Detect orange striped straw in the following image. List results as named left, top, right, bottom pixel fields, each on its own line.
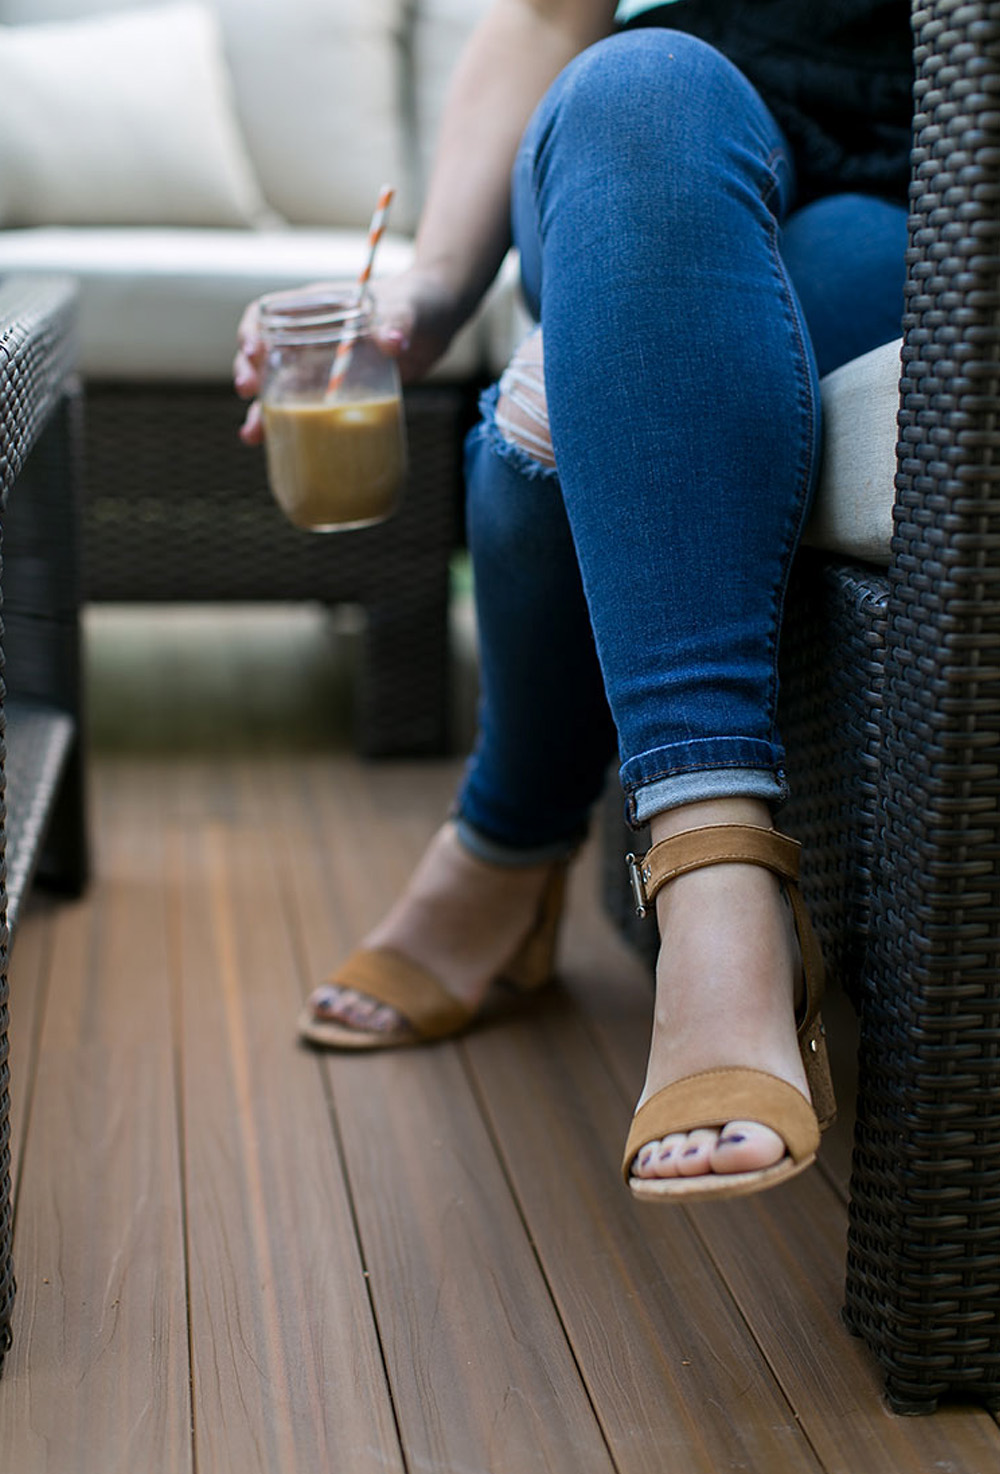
left=326, top=183, right=395, bottom=396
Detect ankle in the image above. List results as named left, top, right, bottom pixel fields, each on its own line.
left=364, top=822, right=558, bottom=1002
left=647, top=796, right=774, bottom=847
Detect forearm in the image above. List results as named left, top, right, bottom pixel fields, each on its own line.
left=414, top=0, right=615, bottom=320
left=235, top=0, right=617, bottom=428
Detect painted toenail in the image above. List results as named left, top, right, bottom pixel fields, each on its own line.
left=683, top=1146, right=700, bottom=1158
left=722, top=1133, right=746, bottom=1145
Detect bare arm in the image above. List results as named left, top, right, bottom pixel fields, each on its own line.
left=236, top=0, right=616, bottom=437
left=411, top=0, right=618, bottom=323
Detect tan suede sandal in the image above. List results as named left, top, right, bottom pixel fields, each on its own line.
left=621, top=823, right=837, bottom=1202
left=297, top=862, right=568, bottom=1050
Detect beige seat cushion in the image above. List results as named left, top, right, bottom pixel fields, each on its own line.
left=0, top=227, right=525, bottom=382
left=805, top=337, right=901, bottom=566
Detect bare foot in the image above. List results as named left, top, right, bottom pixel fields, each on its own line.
left=305, top=822, right=555, bottom=1040
left=629, top=799, right=810, bottom=1184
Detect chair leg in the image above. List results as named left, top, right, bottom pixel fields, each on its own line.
left=37, top=735, right=89, bottom=896
left=357, top=592, right=451, bottom=758
left=0, top=949, right=13, bottom=1375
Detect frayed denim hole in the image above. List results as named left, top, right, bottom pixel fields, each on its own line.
left=477, top=382, right=561, bottom=485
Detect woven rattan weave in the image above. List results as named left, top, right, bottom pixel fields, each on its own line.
left=601, top=0, right=1000, bottom=1415
left=838, top=0, right=1000, bottom=1414
left=80, top=380, right=469, bottom=757
left=0, top=275, right=89, bottom=1376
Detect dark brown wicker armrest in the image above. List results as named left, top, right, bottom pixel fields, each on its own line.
left=0, top=276, right=78, bottom=496
left=0, top=274, right=88, bottom=1376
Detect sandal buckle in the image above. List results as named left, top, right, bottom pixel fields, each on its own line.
left=625, top=852, right=650, bottom=919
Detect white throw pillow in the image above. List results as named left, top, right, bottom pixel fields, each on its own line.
left=0, top=0, right=416, bottom=232
left=208, top=0, right=415, bottom=232
left=0, top=3, right=272, bottom=227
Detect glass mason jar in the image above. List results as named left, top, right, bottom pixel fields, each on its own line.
left=257, top=283, right=407, bottom=532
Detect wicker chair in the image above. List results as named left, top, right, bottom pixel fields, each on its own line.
left=602, top=0, right=1000, bottom=1414
left=0, top=274, right=89, bottom=1374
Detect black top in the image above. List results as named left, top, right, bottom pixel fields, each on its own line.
left=621, top=0, right=913, bottom=205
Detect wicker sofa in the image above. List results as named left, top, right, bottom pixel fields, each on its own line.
left=603, top=0, right=1000, bottom=1415
left=0, top=0, right=520, bottom=756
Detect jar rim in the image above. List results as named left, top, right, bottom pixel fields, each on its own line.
left=258, top=284, right=371, bottom=343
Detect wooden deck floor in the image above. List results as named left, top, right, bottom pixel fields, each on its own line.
left=1, top=603, right=999, bottom=1474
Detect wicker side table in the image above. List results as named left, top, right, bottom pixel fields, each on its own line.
left=0, top=274, right=89, bottom=1374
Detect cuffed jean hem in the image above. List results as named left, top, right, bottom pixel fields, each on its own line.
left=621, top=737, right=787, bottom=827
left=453, top=814, right=581, bottom=868
left=631, top=766, right=788, bottom=826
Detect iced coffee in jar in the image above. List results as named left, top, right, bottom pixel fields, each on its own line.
left=258, top=284, right=407, bottom=531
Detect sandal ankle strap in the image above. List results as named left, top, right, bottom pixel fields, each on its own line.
left=625, top=823, right=801, bottom=919
left=624, top=820, right=826, bottom=1036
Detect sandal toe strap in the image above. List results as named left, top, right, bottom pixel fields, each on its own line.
left=323, top=947, right=473, bottom=1040
left=622, top=1067, right=820, bottom=1183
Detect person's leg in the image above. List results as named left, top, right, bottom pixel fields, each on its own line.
left=510, top=28, right=905, bottom=1185
left=633, top=192, right=905, bottom=1183
left=305, top=27, right=907, bottom=1080
left=455, top=372, right=617, bottom=858
left=629, top=191, right=905, bottom=1180
left=304, top=352, right=616, bottom=1042
left=474, top=187, right=905, bottom=1174
left=524, top=29, right=805, bottom=815
left=780, top=192, right=907, bottom=378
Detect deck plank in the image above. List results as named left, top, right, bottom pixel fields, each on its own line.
left=165, top=757, right=405, bottom=1474
left=691, top=1183, right=1000, bottom=1472
left=6, top=895, right=56, bottom=1195
left=560, top=846, right=1000, bottom=1474
left=267, top=756, right=619, bottom=1474
left=465, top=995, right=825, bottom=1474
left=1, top=606, right=997, bottom=1473
left=0, top=765, right=192, bottom=1474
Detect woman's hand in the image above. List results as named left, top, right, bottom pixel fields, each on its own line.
left=233, top=295, right=268, bottom=444
left=233, top=267, right=467, bottom=446
left=369, top=267, right=470, bottom=384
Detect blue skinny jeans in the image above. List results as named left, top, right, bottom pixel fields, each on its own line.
left=454, top=28, right=907, bottom=865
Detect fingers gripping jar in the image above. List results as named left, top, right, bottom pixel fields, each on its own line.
left=258, top=284, right=407, bottom=531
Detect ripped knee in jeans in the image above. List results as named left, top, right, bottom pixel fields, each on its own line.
left=494, top=327, right=555, bottom=469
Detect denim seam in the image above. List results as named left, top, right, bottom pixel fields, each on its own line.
left=760, top=194, right=819, bottom=755
left=626, top=751, right=781, bottom=783
left=623, top=754, right=787, bottom=826
left=632, top=767, right=788, bottom=825
left=621, top=744, right=783, bottom=803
